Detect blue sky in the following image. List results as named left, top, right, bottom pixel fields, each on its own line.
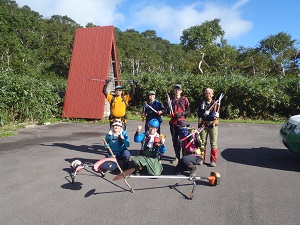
left=15, top=0, right=299, bottom=48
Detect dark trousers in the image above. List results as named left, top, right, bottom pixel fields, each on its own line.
left=175, top=155, right=201, bottom=173
left=108, top=149, right=130, bottom=170
left=169, top=123, right=181, bottom=159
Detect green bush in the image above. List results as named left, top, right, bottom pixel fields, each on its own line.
left=1, top=70, right=298, bottom=127
left=121, top=72, right=299, bottom=121
left=0, top=71, right=66, bottom=126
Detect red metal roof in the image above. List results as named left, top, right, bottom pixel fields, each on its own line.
left=62, top=26, right=120, bottom=119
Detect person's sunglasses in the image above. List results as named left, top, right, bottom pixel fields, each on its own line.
left=116, top=89, right=122, bottom=91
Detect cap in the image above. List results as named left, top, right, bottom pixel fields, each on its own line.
left=177, top=120, right=187, bottom=128
left=174, top=84, right=182, bottom=90
left=148, top=91, right=156, bottom=95
left=112, top=119, right=122, bottom=127
left=115, top=85, right=122, bottom=90
left=205, top=88, right=214, bottom=94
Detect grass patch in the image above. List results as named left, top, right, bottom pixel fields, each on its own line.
left=0, top=114, right=285, bottom=138
left=127, top=114, right=285, bottom=124
left=0, top=131, right=18, bottom=137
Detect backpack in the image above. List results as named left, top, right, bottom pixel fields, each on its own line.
left=111, top=95, right=127, bottom=107
left=172, top=96, right=187, bottom=111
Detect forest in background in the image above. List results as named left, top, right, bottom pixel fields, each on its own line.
left=0, top=0, right=299, bottom=126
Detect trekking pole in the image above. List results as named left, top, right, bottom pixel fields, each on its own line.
left=103, top=138, right=134, bottom=193
left=165, top=89, right=174, bottom=115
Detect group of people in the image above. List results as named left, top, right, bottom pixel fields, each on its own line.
left=102, top=79, right=220, bottom=177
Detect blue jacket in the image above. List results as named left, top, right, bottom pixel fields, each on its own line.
left=144, top=100, right=166, bottom=123
left=134, top=132, right=166, bottom=156
left=198, top=100, right=218, bottom=122
left=105, top=130, right=130, bottom=155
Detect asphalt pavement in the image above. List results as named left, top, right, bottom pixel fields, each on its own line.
left=0, top=120, right=299, bottom=225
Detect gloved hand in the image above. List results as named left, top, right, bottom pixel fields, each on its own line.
left=105, top=79, right=111, bottom=85
left=204, top=110, right=210, bottom=116
left=122, top=130, right=128, bottom=139
left=128, top=80, right=134, bottom=85
left=118, top=135, right=125, bottom=145
left=198, top=123, right=202, bottom=129
left=215, top=112, right=220, bottom=118
left=176, top=112, right=182, bottom=118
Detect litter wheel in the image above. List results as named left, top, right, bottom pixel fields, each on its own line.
left=100, top=161, right=118, bottom=171
left=99, top=170, right=105, bottom=178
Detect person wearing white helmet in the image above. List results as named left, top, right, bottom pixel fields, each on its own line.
left=104, top=119, right=131, bottom=170
left=132, top=118, right=166, bottom=176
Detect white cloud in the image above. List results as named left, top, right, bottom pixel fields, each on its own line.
left=15, top=0, right=125, bottom=26
left=15, top=0, right=252, bottom=43
left=52, top=0, right=125, bottom=26
left=130, top=0, right=252, bottom=43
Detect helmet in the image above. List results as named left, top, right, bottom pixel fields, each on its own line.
left=112, top=119, right=122, bottom=127
left=148, top=118, right=159, bottom=128
left=177, top=120, right=187, bottom=128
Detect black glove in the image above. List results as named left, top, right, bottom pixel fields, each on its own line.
left=176, top=112, right=182, bottom=118
left=118, top=135, right=124, bottom=146
left=198, top=123, right=202, bottom=129
left=128, top=80, right=134, bottom=86
left=105, top=79, right=111, bottom=85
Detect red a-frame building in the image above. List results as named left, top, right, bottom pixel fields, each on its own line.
left=62, top=26, right=120, bottom=119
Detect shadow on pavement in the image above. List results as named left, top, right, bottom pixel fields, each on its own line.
left=83, top=183, right=196, bottom=200
left=41, top=143, right=107, bottom=155
left=221, top=147, right=300, bottom=172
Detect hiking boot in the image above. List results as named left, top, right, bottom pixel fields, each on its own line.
left=123, top=161, right=129, bottom=170
left=190, top=166, right=197, bottom=177
left=134, top=171, right=140, bottom=176
left=210, top=162, right=216, bottom=167
left=134, top=166, right=142, bottom=175
left=171, top=158, right=179, bottom=165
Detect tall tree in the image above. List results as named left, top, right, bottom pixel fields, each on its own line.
left=41, top=15, right=80, bottom=77
left=236, top=47, right=272, bottom=77
left=180, top=19, right=225, bottom=74
left=259, top=32, right=298, bottom=76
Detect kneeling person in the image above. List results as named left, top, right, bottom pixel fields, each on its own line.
left=132, top=119, right=166, bottom=176
left=175, top=124, right=204, bottom=177
left=104, top=119, right=131, bottom=170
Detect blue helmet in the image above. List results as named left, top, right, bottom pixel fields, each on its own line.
left=148, top=118, right=159, bottom=128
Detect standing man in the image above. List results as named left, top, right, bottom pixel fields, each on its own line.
left=197, top=88, right=220, bottom=167
left=103, top=79, right=135, bottom=130
left=168, top=84, right=190, bottom=165
left=141, top=90, right=166, bottom=134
